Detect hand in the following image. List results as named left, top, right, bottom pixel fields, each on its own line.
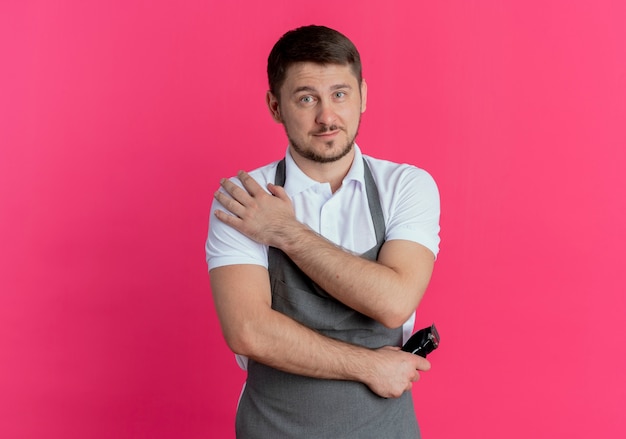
left=214, top=170, right=300, bottom=247
left=364, top=346, right=431, bottom=399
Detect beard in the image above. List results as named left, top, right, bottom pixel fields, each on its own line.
left=287, top=123, right=360, bottom=164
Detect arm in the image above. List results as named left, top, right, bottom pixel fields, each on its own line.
left=276, top=228, right=434, bottom=329
left=213, top=171, right=435, bottom=328
left=210, top=262, right=430, bottom=398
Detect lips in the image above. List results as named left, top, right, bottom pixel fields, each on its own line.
left=314, top=131, right=339, bottom=137
left=313, top=127, right=343, bottom=137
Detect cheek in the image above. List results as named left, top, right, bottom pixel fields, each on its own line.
left=340, top=108, right=361, bottom=126
left=283, top=113, right=309, bottom=132
left=280, top=118, right=304, bottom=140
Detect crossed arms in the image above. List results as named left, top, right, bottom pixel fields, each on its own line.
left=209, top=171, right=435, bottom=398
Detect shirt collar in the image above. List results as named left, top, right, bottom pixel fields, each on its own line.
left=282, top=144, right=365, bottom=196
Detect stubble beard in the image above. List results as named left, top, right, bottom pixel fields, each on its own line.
left=287, top=123, right=360, bottom=164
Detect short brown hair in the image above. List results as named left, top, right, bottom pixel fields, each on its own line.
left=267, top=25, right=362, bottom=98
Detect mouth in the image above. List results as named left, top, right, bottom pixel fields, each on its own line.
left=314, top=131, right=339, bottom=138
left=312, top=127, right=342, bottom=138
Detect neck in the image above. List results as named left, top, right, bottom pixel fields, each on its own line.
left=288, top=148, right=355, bottom=193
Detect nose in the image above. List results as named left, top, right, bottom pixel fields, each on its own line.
left=315, top=100, right=337, bottom=126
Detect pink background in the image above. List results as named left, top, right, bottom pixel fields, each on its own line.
left=1, top=1, right=625, bottom=438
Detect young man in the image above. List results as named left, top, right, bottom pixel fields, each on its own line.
left=206, top=25, right=440, bottom=438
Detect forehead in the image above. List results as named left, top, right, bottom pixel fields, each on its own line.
left=281, top=62, right=359, bottom=93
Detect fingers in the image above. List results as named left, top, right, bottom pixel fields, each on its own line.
left=267, top=182, right=289, bottom=200
left=403, top=367, right=423, bottom=392
left=367, top=347, right=432, bottom=398
left=415, top=356, right=431, bottom=372
left=215, top=171, right=294, bottom=219
left=214, top=172, right=262, bottom=217
left=236, top=170, right=265, bottom=196
left=214, top=187, right=245, bottom=219
left=218, top=171, right=262, bottom=196
left=402, top=355, right=428, bottom=392
left=218, top=176, right=251, bottom=202
left=401, top=347, right=430, bottom=371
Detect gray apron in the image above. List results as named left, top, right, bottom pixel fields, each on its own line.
left=235, top=158, right=420, bottom=438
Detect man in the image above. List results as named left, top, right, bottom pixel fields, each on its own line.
left=206, top=25, right=440, bottom=438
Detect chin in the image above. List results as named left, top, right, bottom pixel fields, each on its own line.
left=289, top=132, right=356, bottom=164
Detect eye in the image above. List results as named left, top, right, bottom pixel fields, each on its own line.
left=300, top=95, right=314, bottom=104
left=334, top=91, right=346, bottom=99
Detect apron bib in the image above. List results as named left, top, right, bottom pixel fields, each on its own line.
left=236, top=159, right=420, bottom=438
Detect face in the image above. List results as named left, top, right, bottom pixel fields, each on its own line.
left=267, top=62, right=367, bottom=165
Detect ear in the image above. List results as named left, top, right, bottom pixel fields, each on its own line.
left=266, top=91, right=282, bottom=123
left=360, top=79, right=368, bottom=113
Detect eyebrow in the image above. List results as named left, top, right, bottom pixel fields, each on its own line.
left=292, top=84, right=353, bottom=94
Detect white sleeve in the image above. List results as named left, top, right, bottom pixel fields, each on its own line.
left=205, top=192, right=269, bottom=271
left=385, top=166, right=441, bottom=258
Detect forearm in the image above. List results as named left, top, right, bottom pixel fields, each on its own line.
left=277, top=221, right=433, bottom=328
left=236, top=304, right=376, bottom=382
left=230, top=304, right=427, bottom=399
left=210, top=265, right=411, bottom=394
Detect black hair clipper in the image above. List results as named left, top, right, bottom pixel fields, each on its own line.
left=401, top=324, right=440, bottom=358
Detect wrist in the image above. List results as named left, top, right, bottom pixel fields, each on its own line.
left=275, top=220, right=314, bottom=253
left=342, top=346, right=378, bottom=385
